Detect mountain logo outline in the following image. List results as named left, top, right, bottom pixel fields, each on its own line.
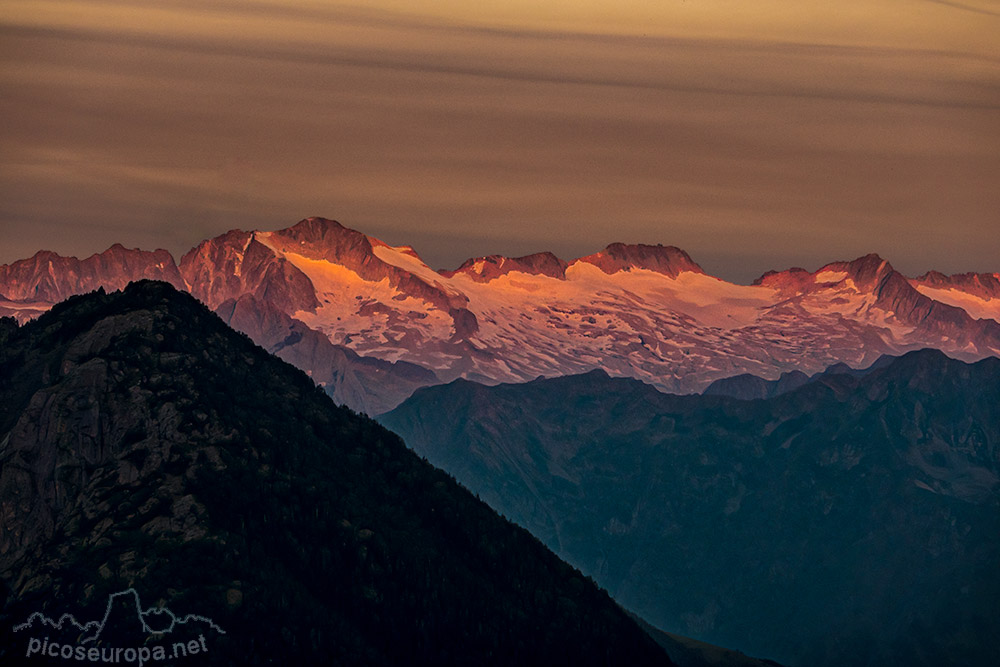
left=12, top=588, right=226, bottom=643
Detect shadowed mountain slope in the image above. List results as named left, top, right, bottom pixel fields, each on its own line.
left=0, top=281, right=670, bottom=666
left=382, top=354, right=1000, bottom=666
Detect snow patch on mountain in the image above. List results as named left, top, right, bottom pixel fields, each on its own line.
left=815, top=270, right=848, bottom=283
left=3, top=217, right=1000, bottom=403
left=912, top=285, right=1000, bottom=323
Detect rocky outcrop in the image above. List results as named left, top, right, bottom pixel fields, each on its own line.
left=444, top=252, right=569, bottom=282
left=0, top=245, right=184, bottom=303
left=573, top=243, right=704, bottom=277
left=752, top=267, right=814, bottom=293
left=179, top=230, right=320, bottom=313
left=913, top=270, right=1000, bottom=300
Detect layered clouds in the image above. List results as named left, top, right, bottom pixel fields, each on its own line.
left=1, top=0, right=997, bottom=282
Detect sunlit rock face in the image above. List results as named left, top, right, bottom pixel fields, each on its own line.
left=0, top=245, right=185, bottom=322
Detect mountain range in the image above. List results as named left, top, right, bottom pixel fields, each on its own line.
left=381, top=351, right=1000, bottom=666
left=2, top=217, right=998, bottom=413
left=4, top=215, right=997, bottom=664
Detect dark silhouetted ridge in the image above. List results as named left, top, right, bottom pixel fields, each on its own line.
left=0, top=281, right=670, bottom=666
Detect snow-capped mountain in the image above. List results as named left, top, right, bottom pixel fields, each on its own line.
left=2, top=217, right=998, bottom=412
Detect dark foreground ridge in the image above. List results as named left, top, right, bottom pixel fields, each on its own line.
left=0, top=281, right=670, bottom=665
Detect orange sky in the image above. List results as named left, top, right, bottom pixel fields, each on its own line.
left=1, top=0, right=998, bottom=282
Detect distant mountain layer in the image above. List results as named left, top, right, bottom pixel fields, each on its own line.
left=702, top=355, right=898, bottom=400
left=381, top=352, right=1000, bottom=667
left=0, top=282, right=670, bottom=666
left=2, top=217, right=999, bottom=413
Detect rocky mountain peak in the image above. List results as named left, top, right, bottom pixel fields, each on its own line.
left=573, top=243, right=704, bottom=278
left=839, top=253, right=893, bottom=289
left=0, top=245, right=184, bottom=303
left=752, top=267, right=812, bottom=289
left=444, top=252, right=569, bottom=282
left=269, top=217, right=378, bottom=261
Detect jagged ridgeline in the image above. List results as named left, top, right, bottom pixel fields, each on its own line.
left=0, top=281, right=670, bottom=665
